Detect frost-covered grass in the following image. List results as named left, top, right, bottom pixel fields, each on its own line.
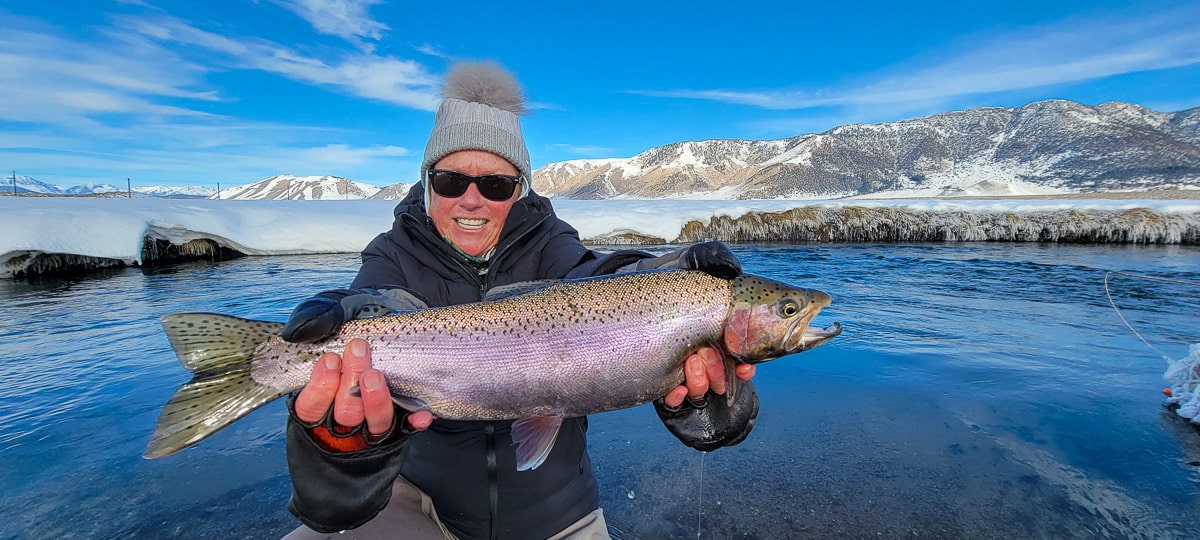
left=674, top=205, right=1200, bottom=244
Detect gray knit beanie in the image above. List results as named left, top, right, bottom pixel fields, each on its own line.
left=422, top=61, right=531, bottom=208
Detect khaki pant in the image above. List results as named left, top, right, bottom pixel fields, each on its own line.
left=282, top=476, right=610, bottom=540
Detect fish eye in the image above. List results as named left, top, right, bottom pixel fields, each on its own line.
left=779, top=300, right=800, bottom=318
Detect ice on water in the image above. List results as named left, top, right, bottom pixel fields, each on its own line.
left=1165, top=344, right=1200, bottom=422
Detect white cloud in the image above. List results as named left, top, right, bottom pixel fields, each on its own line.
left=415, top=43, right=450, bottom=59
left=112, top=13, right=249, bottom=57
left=1, top=136, right=419, bottom=187
left=298, top=143, right=411, bottom=164
left=633, top=4, right=1200, bottom=111
left=272, top=0, right=388, bottom=49
left=0, top=107, right=415, bottom=186
left=115, top=14, right=441, bottom=111
left=0, top=22, right=218, bottom=126
left=0, top=6, right=440, bottom=137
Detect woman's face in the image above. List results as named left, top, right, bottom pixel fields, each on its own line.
left=428, top=150, right=521, bottom=257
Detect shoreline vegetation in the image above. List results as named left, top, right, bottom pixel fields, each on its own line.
left=3, top=190, right=1199, bottom=278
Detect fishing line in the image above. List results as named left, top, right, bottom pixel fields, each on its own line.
left=1103, top=270, right=1200, bottom=362
left=696, top=450, right=706, bottom=540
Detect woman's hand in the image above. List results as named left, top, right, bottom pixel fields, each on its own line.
left=294, top=338, right=432, bottom=437
left=661, top=346, right=756, bottom=409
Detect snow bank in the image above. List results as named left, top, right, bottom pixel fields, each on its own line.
left=3, top=196, right=1200, bottom=277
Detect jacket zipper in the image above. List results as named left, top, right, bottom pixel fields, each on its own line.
left=485, top=423, right=499, bottom=540
left=402, top=207, right=552, bottom=539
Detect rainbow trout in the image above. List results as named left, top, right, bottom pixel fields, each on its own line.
left=145, top=270, right=841, bottom=469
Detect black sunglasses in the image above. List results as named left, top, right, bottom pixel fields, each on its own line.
left=427, top=169, right=523, bottom=202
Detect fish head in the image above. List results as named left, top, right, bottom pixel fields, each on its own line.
left=723, top=274, right=842, bottom=363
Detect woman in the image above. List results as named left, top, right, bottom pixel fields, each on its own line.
left=281, top=62, right=758, bottom=540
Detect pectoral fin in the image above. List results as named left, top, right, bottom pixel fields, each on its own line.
left=511, top=416, right=563, bottom=471
left=723, top=349, right=738, bottom=406
left=391, top=395, right=430, bottom=413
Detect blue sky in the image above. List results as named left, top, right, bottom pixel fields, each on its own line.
left=2, top=0, right=1199, bottom=189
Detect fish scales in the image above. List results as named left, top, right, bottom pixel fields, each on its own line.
left=146, top=269, right=842, bottom=464
left=251, top=271, right=733, bottom=420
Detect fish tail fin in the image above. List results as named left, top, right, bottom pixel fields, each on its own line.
left=144, top=313, right=287, bottom=459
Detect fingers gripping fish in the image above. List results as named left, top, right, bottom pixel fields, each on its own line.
left=145, top=270, right=842, bottom=470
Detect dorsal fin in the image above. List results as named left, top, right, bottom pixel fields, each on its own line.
left=483, top=279, right=563, bottom=301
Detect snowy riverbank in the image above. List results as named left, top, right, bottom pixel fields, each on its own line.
left=3, top=195, right=1200, bottom=277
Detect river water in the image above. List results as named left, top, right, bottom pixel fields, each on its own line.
left=0, top=243, right=1197, bottom=539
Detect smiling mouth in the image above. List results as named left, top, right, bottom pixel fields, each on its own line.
left=455, top=218, right=487, bottom=230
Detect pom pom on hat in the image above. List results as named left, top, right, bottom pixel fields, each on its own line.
left=443, top=62, right=528, bottom=116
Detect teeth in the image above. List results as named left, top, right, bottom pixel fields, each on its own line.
left=456, top=218, right=486, bottom=229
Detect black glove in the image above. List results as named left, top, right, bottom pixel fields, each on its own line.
left=285, top=393, right=411, bottom=532
left=633, top=241, right=742, bottom=280
left=654, top=377, right=759, bottom=452
left=681, top=241, right=741, bottom=279
left=281, top=287, right=429, bottom=343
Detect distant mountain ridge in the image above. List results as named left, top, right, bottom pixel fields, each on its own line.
left=212, top=175, right=379, bottom=200
left=5, top=175, right=76, bottom=195
left=8, top=99, right=1199, bottom=202
left=531, top=99, right=1200, bottom=199
left=3, top=175, right=216, bottom=198
left=2, top=173, right=391, bottom=200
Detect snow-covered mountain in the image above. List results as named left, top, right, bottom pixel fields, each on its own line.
left=3, top=173, right=384, bottom=200
left=213, top=175, right=380, bottom=200
left=133, top=184, right=214, bottom=198
left=532, top=100, right=1200, bottom=199
left=64, top=183, right=122, bottom=195
left=5, top=175, right=64, bottom=194
left=1, top=175, right=215, bottom=198
left=370, top=182, right=416, bottom=200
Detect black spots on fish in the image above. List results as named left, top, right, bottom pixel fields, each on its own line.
left=733, top=275, right=794, bottom=305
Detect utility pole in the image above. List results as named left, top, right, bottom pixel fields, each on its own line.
left=216, top=181, right=221, bottom=200
left=127, top=178, right=132, bottom=198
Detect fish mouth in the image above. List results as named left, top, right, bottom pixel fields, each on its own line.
left=799, top=322, right=842, bottom=350
left=781, top=289, right=837, bottom=352
left=784, top=316, right=843, bottom=353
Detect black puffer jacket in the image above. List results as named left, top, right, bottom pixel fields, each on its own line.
left=287, top=184, right=755, bottom=539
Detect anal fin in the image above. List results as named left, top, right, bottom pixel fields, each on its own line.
left=511, top=416, right=563, bottom=471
